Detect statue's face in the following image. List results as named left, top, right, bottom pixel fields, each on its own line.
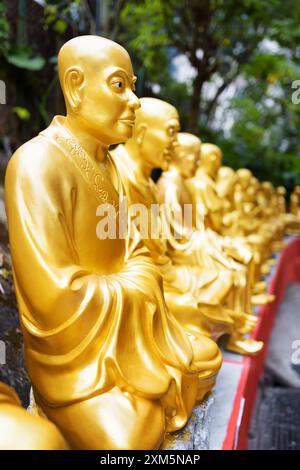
left=175, top=142, right=200, bottom=178
left=237, top=171, right=252, bottom=189
left=142, top=114, right=180, bottom=170
left=203, top=152, right=221, bottom=179
left=249, top=180, right=259, bottom=198
left=217, top=169, right=236, bottom=197
left=262, top=183, right=272, bottom=197
left=277, top=187, right=286, bottom=196
left=77, top=46, right=140, bottom=145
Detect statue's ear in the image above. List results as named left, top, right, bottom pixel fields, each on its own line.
left=64, top=66, right=85, bottom=112
left=136, top=124, right=147, bottom=146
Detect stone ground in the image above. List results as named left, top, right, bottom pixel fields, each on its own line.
left=249, top=282, right=300, bottom=449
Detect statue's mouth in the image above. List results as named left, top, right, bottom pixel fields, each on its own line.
left=119, top=117, right=135, bottom=126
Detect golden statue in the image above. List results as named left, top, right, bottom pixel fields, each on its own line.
left=259, top=181, right=285, bottom=249
left=269, top=186, right=286, bottom=248
left=184, top=141, right=250, bottom=314
left=156, top=132, right=262, bottom=355
left=5, top=36, right=218, bottom=450
left=290, top=186, right=300, bottom=216
left=111, top=97, right=233, bottom=348
left=179, top=136, right=270, bottom=316
left=189, top=143, right=222, bottom=233
left=276, top=186, right=287, bottom=215
left=192, top=145, right=275, bottom=304
left=189, top=142, right=255, bottom=273
left=216, top=165, right=239, bottom=235
left=0, top=382, right=67, bottom=449
left=215, top=167, right=264, bottom=294
left=286, top=186, right=300, bottom=234
left=229, top=170, right=276, bottom=280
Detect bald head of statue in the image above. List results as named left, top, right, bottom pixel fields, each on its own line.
left=261, top=181, right=274, bottom=198
left=58, top=35, right=140, bottom=145
left=276, top=186, right=286, bottom=196
left=130, top=97, right=180, bottom=170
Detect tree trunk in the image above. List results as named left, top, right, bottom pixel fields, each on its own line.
left=188, top=70, right=203, bottom=134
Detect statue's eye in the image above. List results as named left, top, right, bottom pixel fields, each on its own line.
left=111, top=79, right=124, bottom=91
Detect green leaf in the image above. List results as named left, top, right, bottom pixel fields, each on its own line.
left=13, top=107, right=31, bottom=121
left=7, top=50, right=45, bottom=71
left=54, top=19, right=68, bottom=34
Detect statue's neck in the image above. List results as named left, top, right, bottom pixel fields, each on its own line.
left=62, top=115, right=108, bottom=162
left=124, top=140, right=153, bottom=181
left=198, top=165, right=212, bottom=179
left=168, top=163, right=184, bottom=180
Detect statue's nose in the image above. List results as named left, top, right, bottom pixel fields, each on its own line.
left=128, top=92, right=140, bottom=110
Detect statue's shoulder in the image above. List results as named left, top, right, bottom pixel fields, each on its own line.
left=195, top=170, right=211, bottom=187
left=6, top=131, right=66, bottom=187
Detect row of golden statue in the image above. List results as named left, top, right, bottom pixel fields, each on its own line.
left=1, top=36, right=300, bottom=449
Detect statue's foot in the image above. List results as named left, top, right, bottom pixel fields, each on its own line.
left=197, top=302, right=234, bottom=338
left=188, top=333, right=222, bottom=373
left=242, top=313, right=257, bottom=326
left=229, top=310, right=257, bottom=332
left=240, top=313, right=257, bottom=327
left=251, top=293, right=275, bottom=305
left=186, top=334, right=222, bottom=404
left=226, top=336, right=263, bottom=356
left=236, top=315, right=257, bottom=335
left=253, top=281, right=267, bottom=294
left=196, top=374, right=217, bottom=403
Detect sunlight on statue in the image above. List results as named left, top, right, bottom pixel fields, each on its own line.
left=5, top=35, right=222, bottom=450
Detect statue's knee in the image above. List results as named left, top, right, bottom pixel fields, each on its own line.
left=97, top=393, right=165, bottom=450
left=40, top=388, right=165, bottom=450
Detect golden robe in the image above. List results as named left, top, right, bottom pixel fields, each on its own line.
left=156, top=169, right=238, bottom=297
left=112, top=144, right=233, bottom=341
left=5, top=116, right=208, bottom=449
left=156, top=170, right=262, bottom=352
left=187, top=169, right=253, bottom=313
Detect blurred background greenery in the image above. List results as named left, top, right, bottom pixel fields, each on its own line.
left=0, top=0, right=300, bottom=191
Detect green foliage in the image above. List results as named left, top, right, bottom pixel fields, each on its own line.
left=120, top=1, right=171, bottom=82
left=44, top=3, right=69, bottom=34
left=7, top=46, right=45, bottom=71
left=13, top=106, right=31, bottom=121
left=1, top=0, right=299, bottom=191
left=0, top=2, right=9, bottom=57
left=120, top=0, right=300, bottom=191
